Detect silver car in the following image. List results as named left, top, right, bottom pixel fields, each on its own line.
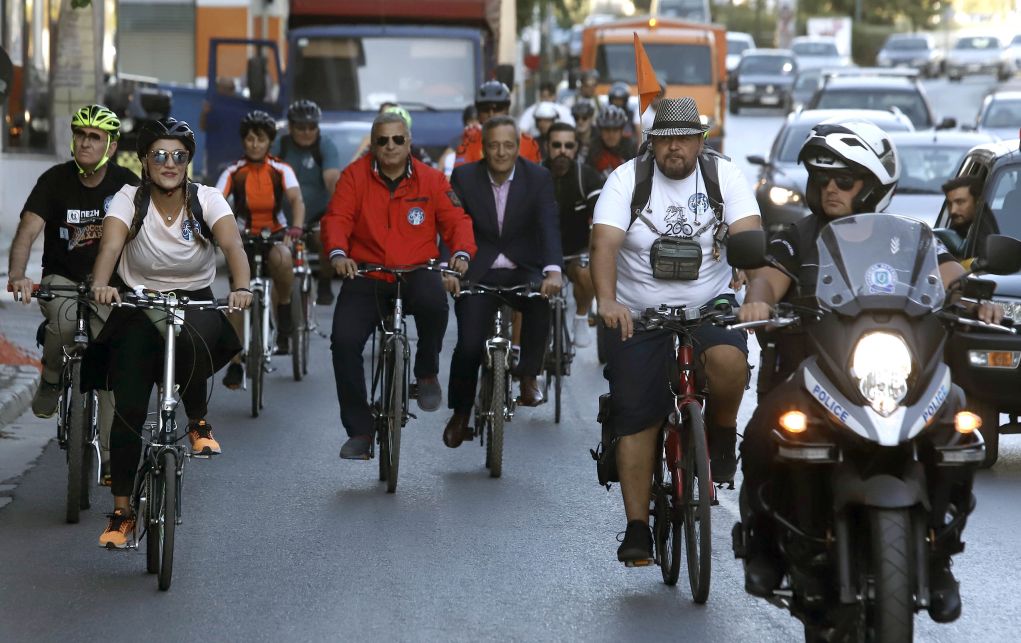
left=974, top=90, right=1021, bottom=142
left=791, top=36, right=850, bottom=71
left=946, top=35, right=1013, bottom=82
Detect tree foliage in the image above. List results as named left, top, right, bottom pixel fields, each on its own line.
left=799, top=0, right=941, bottom=29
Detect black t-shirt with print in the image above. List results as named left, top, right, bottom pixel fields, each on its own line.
left=22, top=161, right=139, bottom=281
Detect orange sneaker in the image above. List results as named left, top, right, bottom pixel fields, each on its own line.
left=98, top=509, right=136, bottom=549
left=187, top=419, right=221, bottom=455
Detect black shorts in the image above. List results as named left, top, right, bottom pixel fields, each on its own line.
left=601, top=296, right=748, bottom=437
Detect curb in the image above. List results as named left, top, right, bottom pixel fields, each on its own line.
left=0, top=365, right=40, bottom=428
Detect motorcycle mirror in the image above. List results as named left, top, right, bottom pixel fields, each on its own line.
left=726, top=230, right=769, bottom=270
left=974, top=234, right=1021, bottom=275
left=933, top=228, right=966, bottom=259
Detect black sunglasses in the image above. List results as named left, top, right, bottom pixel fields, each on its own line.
left=375, top=135, right=407, bottom=147
left=550, top=141, right=577, bottom=150
left=149, top=149, right=190, bottom=166
left=810, top=171, right=858, bottom=191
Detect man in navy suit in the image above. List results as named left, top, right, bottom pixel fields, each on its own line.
left=443, top=116, right=564, bottom=448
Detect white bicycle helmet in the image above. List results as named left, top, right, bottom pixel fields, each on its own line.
left=797, top=119, right=900, bottom=215
left=534, top=101, right=558, bottom=121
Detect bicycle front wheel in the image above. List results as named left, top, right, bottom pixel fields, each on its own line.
left=157, top=450, right=177, bottom=591
left=249, top=300, right=264, bottom=418
left=553, top=304, right=563, bottom=424
left=385, top=342, right=404, bottom=493
left=487, top=349, right=506, bottom=478
left=65, top=361, right=87, bottom=523
left=290, top=284, right=307, bottom=381
left=144, top=462, right=161, bottom=574
left=681, top=402, right=712, bottom=603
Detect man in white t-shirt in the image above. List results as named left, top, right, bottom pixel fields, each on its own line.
left=590, top=98, right=762, bottom=566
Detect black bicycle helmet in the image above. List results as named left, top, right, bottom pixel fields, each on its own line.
left=287, top=99, right=321, bottom=124
left=596, top=105, right=628, bottom=129
left=136, top=117, right=196, bottom=160
left=608, top=82, right=630, bottom=103
left=240, top=109, right=278, bottom=141
left=475, top=80, right=512, bottom=106
left=571, top=101, right=595, bottom=120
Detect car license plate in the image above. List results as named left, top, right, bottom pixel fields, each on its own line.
left=760, top=95, right=780, bottom=105
left=968, top=64, right=981, bottom=72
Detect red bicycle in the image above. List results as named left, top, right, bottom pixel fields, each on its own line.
left=636, top=302, right=734, bottom=604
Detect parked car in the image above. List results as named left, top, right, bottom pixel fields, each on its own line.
left=886, top=130, right=997, bottom=226
left=1007, top=34, right=1021, bottom=70
left=945, top=35, right=1013, bottom=82
left=875, top=33, right=944, bottom=78
left=790, top=36, right=849, bottom=71
left=746, top=108, right=914, bottom=231
left=934, top=138, right=1021, bottom=466
left=805, top=68, right=952, bottom=130
left=727, top=49, right=797, bottom=114
left=973, top=90, right=1021, bottom=142
left=726, top=32, right=755, bottom=73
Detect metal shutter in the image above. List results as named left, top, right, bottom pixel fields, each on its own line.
left=117, top=1, right=195, bottom=83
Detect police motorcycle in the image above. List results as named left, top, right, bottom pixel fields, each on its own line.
left=726, top=215, right=1021, bottom=642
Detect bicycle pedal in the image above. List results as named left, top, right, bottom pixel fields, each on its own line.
left=623, top=559, right=654, bottom=568
left=187, top=453, right=213, bottom=460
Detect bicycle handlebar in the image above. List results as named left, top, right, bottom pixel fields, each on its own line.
left=563, top=252, right=590, bottom=267
left=116, top=290, right=231, bottom=312
left=455, top=282, right=545, bottom=299
left=356, top=261, right=462, bottom=279
left=7, top=282, right=92, bottom=302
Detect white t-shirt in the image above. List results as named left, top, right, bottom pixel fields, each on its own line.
left=593, top=156, right=760, bottom=313
left=105, top=184, right=235, bottom=292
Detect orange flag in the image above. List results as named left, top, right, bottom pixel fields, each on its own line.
left=634, top=33, right=659, bottom=114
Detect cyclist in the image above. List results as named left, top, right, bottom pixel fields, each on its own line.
left=736, top=120, right=998, bottom=620
left=443, top=116, right=563, bottom=448
left=216, top=109, right=305, bottom=387
left=606, top=81, right=639, bottom=140
left=441, top=105, right=479, bottom=178
left=570, top=101, right=596, bottom=164
left=88, top=118, right=252, bottom=548
left=586, top=106, right=638, bottom=180
left=271, top=99, right=342, bottom=305
left=531, top=102, right=560, bottom=161
left=454, top=81, right=542, bottom=168
left=544, top=122, right=604, bottom=347
left=518, top=81, right=574, bottom=137
left=322, top=110, right=476, bottom=460
left=353, top=103, right=434, bottom=166
left=562, top=70, right=600, bottom=115
left=590, top=98, right=761, bottom=564
left=6, top=105, right=138, bottom=480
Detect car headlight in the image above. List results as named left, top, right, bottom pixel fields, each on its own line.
left=768, top=186, right=802, bottom=206
left=993, top=298, right=1021, bottom=322
left=739, top=84, right=755, bottom=93
left=851, top=332, right=912, bottom=417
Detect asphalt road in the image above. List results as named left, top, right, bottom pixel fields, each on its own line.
left=1, top=75, right=1018, bottom=642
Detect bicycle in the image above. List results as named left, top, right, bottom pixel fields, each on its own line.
left=455, top=282, right=545, bottom=478
left=543, top=252, right=588, bottom=423
left=630, top=303, right=736, bottom=604
left=290, top=234, right=316, bottom=381
left=9, top=282, right=101, bottom=523
left=115, top=290, right=230, bottom=591
left=240, top=228, right=284, bottom=417
left=358, top=261, right=460, bottom=493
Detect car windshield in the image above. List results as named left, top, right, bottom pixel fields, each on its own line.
left=793, top=42, right=838, bottom=56
left=886, top=38, right=928, bottom=51
left=895, top=143, right=972, bottom=193
left=740, top=56, right=795, bottom=75
left=1013, top=35, right=1021, bottom=46
left=728, top=38, right=752, bottom=55
left=776, top=118, right=912, bottom=163
left=984, top=165, right=1021, bottom=241
left=596, top=43, right=712, bottom=84
left=816, top=214, right=945, bottom=314
left=955, top=37, right=1001, bottom=50
left=793, top=71, right=822, bottom=92
left=291, top=36, right=474, bottom=111
left=813, top=89, right=931, bottom=128
left=981, top=99, right=1021, bottom=128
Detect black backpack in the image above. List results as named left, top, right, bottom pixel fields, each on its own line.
left=628, top=142, right=727, bottom=230
left=279, top=134, right=323, bottom=170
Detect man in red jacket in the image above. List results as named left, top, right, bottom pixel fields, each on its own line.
left=322, top=111, right=477, bottom=460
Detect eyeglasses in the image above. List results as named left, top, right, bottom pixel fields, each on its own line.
left=550, top=141, right=577, bottom=150
left=72, top=130, right=106, bottom=144
left=375, top=135, right=407, bottom=147
left=148, top=149, right=191, bottom=166
left=810, top=171, right=859, bottom=191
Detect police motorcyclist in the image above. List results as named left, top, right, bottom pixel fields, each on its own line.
left=272, top=99, right=343, bottom=305
left=737, top=120, right=1000, bottom=621
left=586, top=105, right=637, bottom=179
left=454, top=81, right=542, bottom=168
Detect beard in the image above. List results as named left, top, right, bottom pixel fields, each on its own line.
left=551, top=155, right=573, bottom=176
left=655, top=156, right=696, bottom=181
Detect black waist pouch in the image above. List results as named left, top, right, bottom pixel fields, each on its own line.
left=650, top=236, right=702, bottom=281
left=590, top=393, right=620, bottom=487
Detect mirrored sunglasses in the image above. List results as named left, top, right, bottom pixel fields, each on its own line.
left=149, top=149, right=190, bottom=166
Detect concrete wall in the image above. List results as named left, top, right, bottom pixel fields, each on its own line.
left=0, top=153, right=60, bottom=248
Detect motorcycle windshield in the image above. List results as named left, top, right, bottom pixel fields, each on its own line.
left=815, top=214, right=945, bottom=315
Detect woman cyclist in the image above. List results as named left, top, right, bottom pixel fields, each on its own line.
left=217, top=110, right=306, bottom=386
left=89, top=118, right=253, bottom=548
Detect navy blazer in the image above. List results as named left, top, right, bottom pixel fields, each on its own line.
left=450, top=157, right=563, bottom=283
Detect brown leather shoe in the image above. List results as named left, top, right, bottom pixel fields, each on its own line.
left=517, top=376, right=544, bottom=407
left=443, top=412, right=471, bottom=449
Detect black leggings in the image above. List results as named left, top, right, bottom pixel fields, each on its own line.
left=107, top=307, right=225, bottom=497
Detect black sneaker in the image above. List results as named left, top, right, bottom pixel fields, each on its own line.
left=929, top=557, right=962, bottom=623
left=709, top=425, right=738, bottom=483
left=617, top=520, right=654, bottom=566
left=744, top=553, right=785, bottom=597
left=222, top=362, right=243, bottom=389
left=339, top=435, right=372, bottom=460
left=276, top=334, right=291, bottom=356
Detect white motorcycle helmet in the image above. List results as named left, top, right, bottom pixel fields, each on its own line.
left=797, top=120, right=900, bottom=215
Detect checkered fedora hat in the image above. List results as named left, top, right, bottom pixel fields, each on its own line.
left=644, top=97, right=710, bottom=136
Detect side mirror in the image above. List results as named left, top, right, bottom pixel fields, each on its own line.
left=936, top=116, right=957, bottom=130
left=727, top=230, right=770, bottom=270
left=746, top=154, right=767, bottom=166
left=975, top=234, right=1021, bottom=275
left=933, top=228, right=966, bottom=259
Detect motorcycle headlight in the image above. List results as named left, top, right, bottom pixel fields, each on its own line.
left=768, top=186, right=802, bottom=206
left=851, top=332, right=912, bottom=417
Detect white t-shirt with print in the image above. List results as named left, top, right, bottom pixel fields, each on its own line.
left=105, top=184, right=234, bottom=292
left=593, top=156, right=760, bottom=313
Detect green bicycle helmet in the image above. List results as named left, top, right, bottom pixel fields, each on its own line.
left=70, top=104, right=121, bottom=175
left=383, top=105, right=413, bottom=129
